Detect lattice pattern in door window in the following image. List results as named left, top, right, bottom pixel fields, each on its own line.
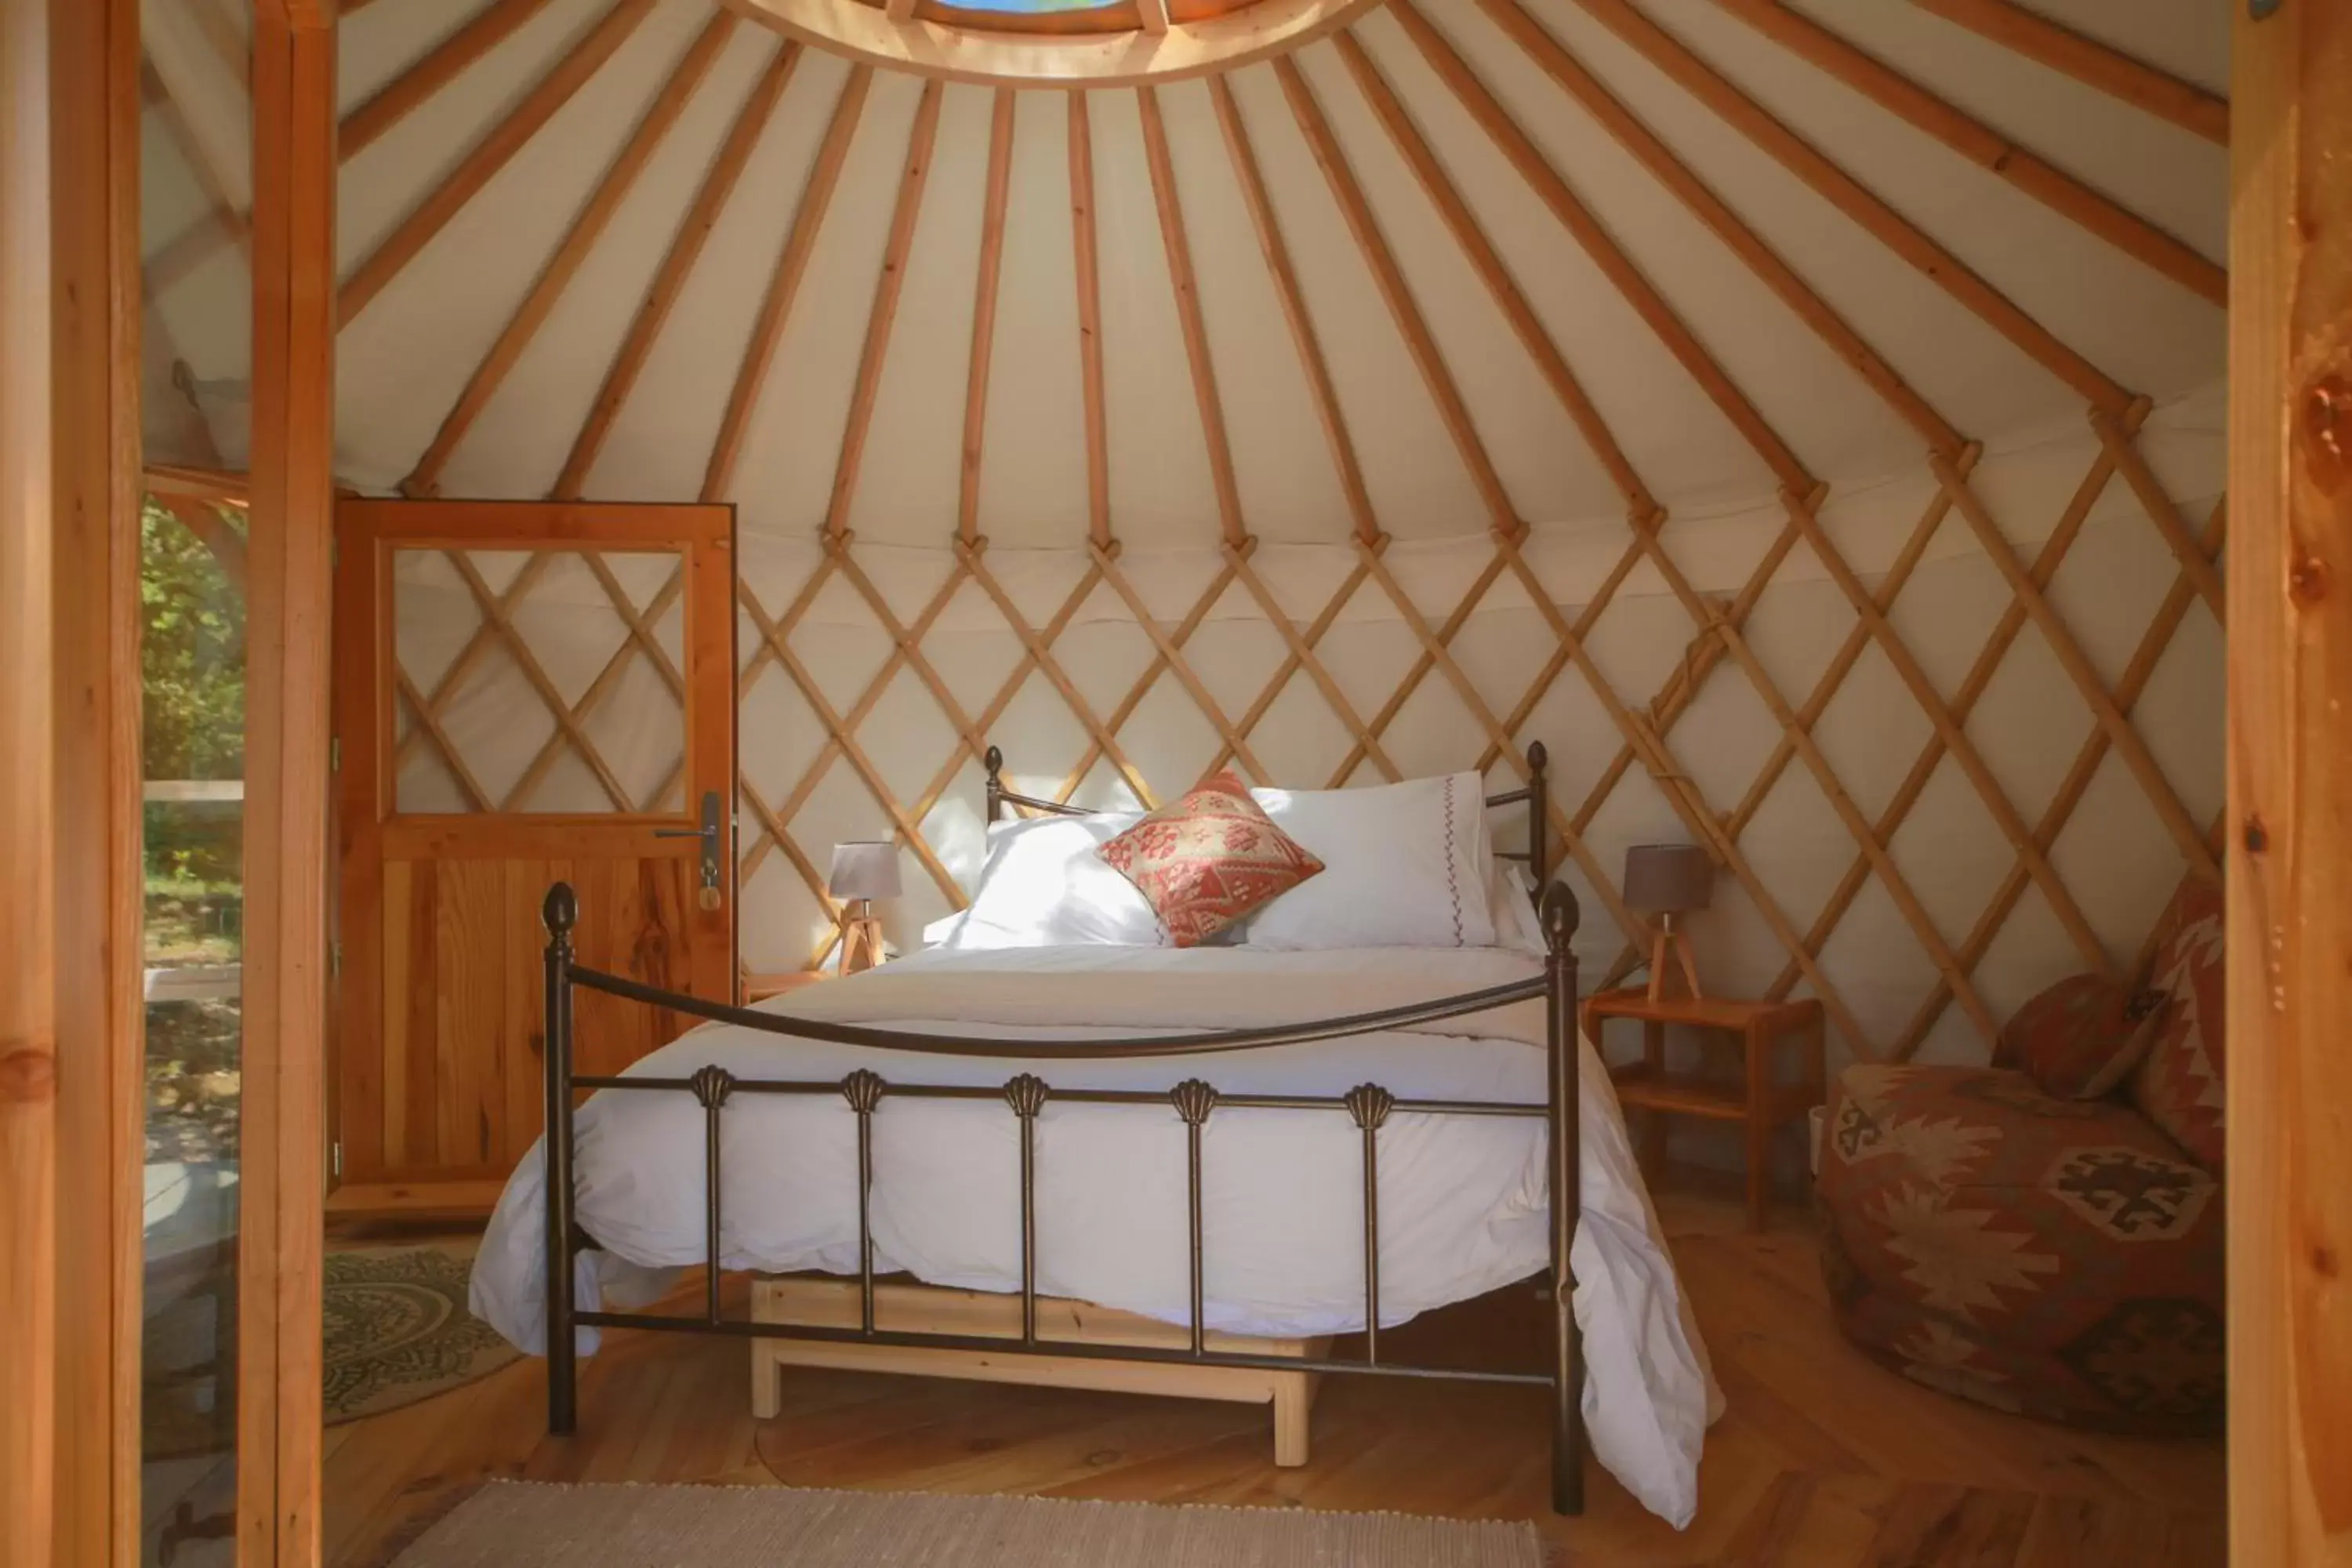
left=393, top=547, right=688, bottom=815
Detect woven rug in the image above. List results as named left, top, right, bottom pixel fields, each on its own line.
left=389, top=1481, right=1549, bottom=1567
left=323, top=1240, right=518, bottom=1424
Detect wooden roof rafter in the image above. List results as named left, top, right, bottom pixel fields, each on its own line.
left=1138, top=85, right=1248, bottom=550
left=340, top=0, right=557, bottom=162
left=554, top=37, right=804, bottom=503
left=339, top=0, right=655, bottom=328
left=702, top=63, right=874, bottom=503
left=1207, top=76, right=1380, bottom=546
left=1568, top=0, right=2130, bottom=417
left=1707, top=0, right=2225, bottom=307
left=405, top=9, right=740, bottom=498
left=957, top=90, right=1017, bottom=546
left=1276, top=53, right=1523, bottom=540
left=1068, top=93, right=1113, bottom=550
left=822, top=78, right=946, bottom=541
left=1910, top=0, right=2228, bottom=146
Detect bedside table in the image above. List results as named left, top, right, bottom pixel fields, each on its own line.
left=1581, top=989, right=1827, bottom=1231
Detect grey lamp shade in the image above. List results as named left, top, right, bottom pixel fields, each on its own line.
left=827, top=840, right=902, bottom=902
left=1622, top=843, right=1714, bottom=913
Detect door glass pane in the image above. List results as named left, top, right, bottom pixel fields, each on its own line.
left=393, top=547, right=688, bottom=815
left=139, top=496, right=245, bottom=1567
left=139, top=0, right=250, bottom=1555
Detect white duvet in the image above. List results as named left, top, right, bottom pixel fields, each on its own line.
left=471, top=943, right=1720, bottom=1525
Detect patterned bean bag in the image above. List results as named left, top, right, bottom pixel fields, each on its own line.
left=1814, top=876, right=2226, bottom=1433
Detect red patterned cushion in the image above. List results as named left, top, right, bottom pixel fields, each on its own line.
left=2130, top=876, right=2226, bottom=1171
left=1994, top=975, right=2167, bottom=1101
left=1098, top=773, right=1323, bottom=948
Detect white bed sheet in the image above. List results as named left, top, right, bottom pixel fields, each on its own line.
left=470, top=944, right=1720, bottom=1526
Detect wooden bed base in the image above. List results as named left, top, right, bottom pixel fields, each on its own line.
left=749, top=1277, right=1325, bottom=1465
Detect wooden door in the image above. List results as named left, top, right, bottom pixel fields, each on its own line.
left=331, top=499, right=735, bottom=1213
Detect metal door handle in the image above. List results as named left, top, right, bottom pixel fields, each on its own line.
left=655, top=791, right=725, bottom=911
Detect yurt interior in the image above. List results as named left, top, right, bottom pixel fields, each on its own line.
left=7, top=0, right=2348, bottom=1565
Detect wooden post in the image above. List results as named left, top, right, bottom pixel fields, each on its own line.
left=1, top=5, right=57, bottom=1566
left=241, top=2, right=335, bottom=1563
left=49, top=0, right=143, bottom=1561
left=2228, top=3, right=2352, bottom=1566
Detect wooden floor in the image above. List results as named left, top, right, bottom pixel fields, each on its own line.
left=321, top=1189, right=2225, bottom=1568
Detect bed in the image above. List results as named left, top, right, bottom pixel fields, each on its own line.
left=469, top=747, right=1719, bottom=1526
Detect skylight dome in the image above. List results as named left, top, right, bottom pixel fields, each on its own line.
left=746, top=0, right=1381, bottom=85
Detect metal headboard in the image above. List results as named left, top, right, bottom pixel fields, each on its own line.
left=984, top=742, right=1551, bottom=884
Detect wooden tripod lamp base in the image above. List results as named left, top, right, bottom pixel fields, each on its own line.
left=828, top=840, right=901, bottom=975
left=839, top=905, right=885, bottom=975
left=1645, top=913, right=1704, bottom=1004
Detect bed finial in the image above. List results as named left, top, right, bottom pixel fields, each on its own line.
left=543, top=881, right=578, bottom=938
left=1540, top=880, right=1580, bottom=953
left=985, top=745, right=1004, bottom=781
left=1526, top=739, right=1548, bottom=777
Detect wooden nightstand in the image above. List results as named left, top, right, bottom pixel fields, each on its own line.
left=1581, top=989, right=1827, bottom=1231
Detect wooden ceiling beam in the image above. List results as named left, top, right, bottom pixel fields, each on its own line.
left=1208, top=76, right=1379, bottom=545
left=1137, top=0, right=1173, bottom=36
left=339, top=0, right=652, bottom=328
left=1138, top=85, right=1247, bottom=550
left=1276, top=55, right=1522, bottom=539
left=702, top=64, right=873, bottom=503
left=340, top=0, right=557, bottom=162
left=406, top=11, right=738, bottom=497
left=556, top=38, right=800, bottom=501
left=1354, top=17, right=1686, bottom=508
left=823, top=80, right=945, bottom=540
left=1570, top=0, right=2132, bottom=416
left=1462, top=0, right=1961, bottom=457
left=1710, top=0, right=2223, bottom=307
left=1911, top=0, right=2227, bottom=146
left=959, top=90, right=1016, bottom=546
left=1068, top=93, right=1112, bottom=550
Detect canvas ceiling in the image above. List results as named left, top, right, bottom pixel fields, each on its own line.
left=140, top=0, right=2230, bottom=1070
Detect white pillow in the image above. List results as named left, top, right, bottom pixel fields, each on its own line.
left=1243, top=773, right=1497, bottom=950
left=924, top=812, right=1162, bottom=950
left=1490, top=858, right=1549, bottom=957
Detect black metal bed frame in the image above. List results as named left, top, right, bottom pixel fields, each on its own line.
left=539, top=742, right=1588, bottom=1514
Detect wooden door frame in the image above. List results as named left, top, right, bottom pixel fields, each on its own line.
left=2227, top=5, right=2352, bottom=1566
left=50, top=0, right=145, bottom=1562
left=3, top=0, right=62, bottom=1562
left=241, top=2, right=335, bottom=1563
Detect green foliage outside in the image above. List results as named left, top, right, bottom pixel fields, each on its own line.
left=142, top=498, right=247, bottom=1165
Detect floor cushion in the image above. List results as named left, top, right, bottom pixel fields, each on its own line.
left=1818, top=1062, right=2223, bottom=1433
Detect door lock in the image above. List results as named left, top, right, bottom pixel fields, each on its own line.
left=654, top=789, right=726, bottom=912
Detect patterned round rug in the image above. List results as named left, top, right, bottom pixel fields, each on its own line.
left=325, top=1241, right=520, bottom=1425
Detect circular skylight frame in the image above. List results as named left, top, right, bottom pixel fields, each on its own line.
left=728, top=0, right=1387, bottom=87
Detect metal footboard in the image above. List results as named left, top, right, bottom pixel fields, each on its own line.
left=539, top=846, right=1585, bottom=1516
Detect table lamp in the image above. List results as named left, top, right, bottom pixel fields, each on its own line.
left=828, top=840, right=901, bottom=975
left=1624, top=843, right=1714, bottom=1003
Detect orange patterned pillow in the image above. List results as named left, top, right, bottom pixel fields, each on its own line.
left=1098, top=773, right=1324, bottom=948
left=1993, top=974, right=2168, bottom=1101
left=2131, top=875, right=2227, bottom=1171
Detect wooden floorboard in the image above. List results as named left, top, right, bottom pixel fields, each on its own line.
left=319, top=1189, right=2224, bottom=1567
